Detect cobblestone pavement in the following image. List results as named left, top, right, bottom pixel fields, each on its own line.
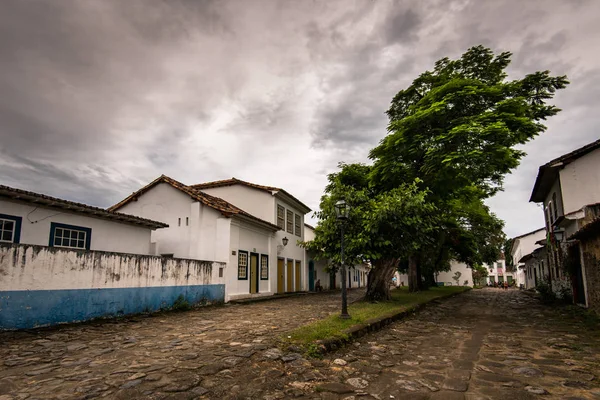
left=1, top=289, right=599, bottom=400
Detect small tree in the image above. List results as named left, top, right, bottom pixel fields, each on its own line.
left=452, top=271, right=462, bottom=286
left=471, top=264, right=489, bottom=286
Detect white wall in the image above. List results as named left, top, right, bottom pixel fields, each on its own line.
left=511, top=229, right=546, bottom=267
left=0, top=199, right=152, bottom=255
left=199, top=185, right=275, bottom=223
left=437, top=261, right=473, bottom=286
left=560, top=148, right=600, bottom=214
left=227, top=220, right=273, bottom=300
left=117, top=183, right=228, bottom=261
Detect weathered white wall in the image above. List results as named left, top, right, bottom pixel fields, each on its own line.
left=437, top=261, right=473, bottom=286
left=511, top=229, right=546, bottom=268
left=0, top=243, right=226, bottom=330
left=559, top=148, right=600, bottom=214
left=117, top=183, right=228, bottom=262
left=543, top=178, right=564, bottom=226
left=199, top=185, right=275, bottom=223
left=1, top=244, right=224, bottom=291
left=0, top=199, right=152, bottom=255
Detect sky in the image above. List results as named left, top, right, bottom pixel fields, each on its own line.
left=1, top=0, right=599, bottom=238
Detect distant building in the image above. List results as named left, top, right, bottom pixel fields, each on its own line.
left=510, top=228, right=546, bottom=288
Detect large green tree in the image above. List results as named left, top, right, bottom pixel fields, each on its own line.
left=303, top=163, right=436, bottom=300
left=369, top=45, right=567, bottom=289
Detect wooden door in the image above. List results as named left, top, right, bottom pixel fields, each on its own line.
left=295, top=261, right=301, bottom=291
left=277, top=259, right=285, bottom=294
left=250, top=253, right=259, bottom=294
left=308, top=260, right=315, bottom=291
left=286, top=260, right=293, bottom=292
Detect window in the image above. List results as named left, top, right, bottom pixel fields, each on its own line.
left=294, top=214, right=301, bottom=237
left=552, top=192, right=558, bottom=221
left=178, top=218, right=181, bottom=226
left=49, top=223, right=91, bottom=250
left=277, top=205, right=285, bottom=229
left=219, top=267, right=224, bottom=278
left=260, top=254, right=269, bottom=280
left=186, top=217, right=189, bottom=226
left=238, top=251, right=248, bottom=279
left=286, top=210, right=293, bottom=234
left=548, top=202, right=554, bottom=224
left=0, top=214, right=22, bottom=244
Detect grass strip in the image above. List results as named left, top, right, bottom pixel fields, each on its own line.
left=288, top=286, right=469, bottom=346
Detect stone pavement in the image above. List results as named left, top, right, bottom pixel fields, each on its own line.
left=1, top=288, right=599, bottom=400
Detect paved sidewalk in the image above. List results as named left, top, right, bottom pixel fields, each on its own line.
left=1, top=288, right=599, bottom=399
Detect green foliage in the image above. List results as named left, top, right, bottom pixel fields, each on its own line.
left=536, top=281, right=556, bottom=304
left=471, top=264, right=489, bottom=286
left=172, top=294, right=192, bottom=311
left=307, top=45, right=567, bottom=299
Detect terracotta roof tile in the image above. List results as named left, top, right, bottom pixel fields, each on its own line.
left=109, top=175, right=280, bottom=231
left=0, top=184, right=168, bottom=229
left=191, top=177, right=311, bottom=213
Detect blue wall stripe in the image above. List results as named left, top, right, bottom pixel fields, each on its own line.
left=0, top=284, right=225, bottom=330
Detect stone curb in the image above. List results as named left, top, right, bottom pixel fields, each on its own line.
left=229, top=288, right=366, bottom=305
left=315, top=288, right=472, bottom=353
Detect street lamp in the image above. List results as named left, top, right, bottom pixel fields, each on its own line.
left=553, top=230, right=565, bottom=243
left=282, top=237, right=289, bottom=247
left=335, top=200, right=351, bottom=319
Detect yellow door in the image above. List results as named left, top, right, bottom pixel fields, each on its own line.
left=277, top=259, right=285, bottom=294
left=250, top=254, right=258, bottom=294
left=286, top=260, right=293, bottom=292
left=295, top=260, right=301, bottom=291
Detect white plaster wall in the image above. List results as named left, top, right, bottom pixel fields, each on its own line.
left=436, top=261, right=473, bottom=286
left=117, top=183, right=226, bottom=261
left=198, top=185, right=275, bottom=223
left=511, top=229, right=546, bottom=267
left=227, top=220, right=273, bottom=299
left=543, top=178, right=564, bottom=225
left=0, top=244, right=225, bottom=291
left=559, top=148, right=600, bottom=214
left=0, top=200, right=152, bottom=255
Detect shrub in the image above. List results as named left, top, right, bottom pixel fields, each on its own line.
left=172, top=294, right=192, bottom=311
left=536, top=281, right=556, bottom=304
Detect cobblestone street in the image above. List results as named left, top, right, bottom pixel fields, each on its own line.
left=1, top=289, right=599, bottom=400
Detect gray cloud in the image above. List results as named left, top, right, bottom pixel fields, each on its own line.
left=1, top=0, right=599, bottom=238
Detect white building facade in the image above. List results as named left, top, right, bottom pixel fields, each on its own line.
left=111, top=175, right=312, bottom=301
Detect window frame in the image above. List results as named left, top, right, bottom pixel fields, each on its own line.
left=0, top=213, right=22, bottom=244
left=277, top=205, right=285, bottom=229
left=260, top=254, right=269, bottom=280
left=286, top=209, right=294, bottom=234
left=294, top=213, right=301, bottom=237
left=49, top=222, right=92, bottom=250
left=238, top=250, right=249, bottom=280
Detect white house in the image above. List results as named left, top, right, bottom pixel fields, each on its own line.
left=510, top=227, right=546, bottom=288
left=530, top=138, right=600, bottom=302
left=484, top=257, right=515, bottom=286
left=1, top=184, right=228, bottom=330
left=0, top=184, right=166, bottom=254
left=110, top=175, right=312, bottom=301
left=304, top=223, right=370, bottom=290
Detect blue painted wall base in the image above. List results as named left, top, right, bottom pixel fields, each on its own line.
left=0, top=284, right=225, bottom=330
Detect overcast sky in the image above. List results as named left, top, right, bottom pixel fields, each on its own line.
left=1, top=0, right=599, bottom=238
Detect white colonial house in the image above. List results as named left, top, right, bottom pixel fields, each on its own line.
left=110, top=175, right=312, bottom=301
left=530, top=138, right=600, bottom=304
left=0, top=184, right=166, bottom=254
left=510, top=227, right=546, bottom=288
left=304, top=223, right=370, bottom=291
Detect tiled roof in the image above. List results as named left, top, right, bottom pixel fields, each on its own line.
left=512, top=227, right=546, bottom=241
left=0, top=184, right=168, bottom=229
left=304, top=222, right=315, bottom=230
left=530, top=139, right=600, bottom=202
left=191, top=177, right=311, bottom=214
left=109, top=175, right=280, bottom=231
left=569, top=217, right=600, bottom=241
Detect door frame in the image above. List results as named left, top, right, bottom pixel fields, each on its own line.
left=249, top=252, right=260, bottom=294
left=308, top=260, right=315, bottom=291
left=277, top=257, right=285, bottom=294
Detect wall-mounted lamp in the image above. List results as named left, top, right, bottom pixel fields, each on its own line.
left=553, top=230, right=565, bottom=243
left=282, top=237, right=289, bottom=247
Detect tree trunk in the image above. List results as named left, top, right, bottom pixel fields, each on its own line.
left=408, top=254, right=419, bottom=292
left=365, top=259, right=398, bottom=302
left=424, top=270, right=436, bottom=288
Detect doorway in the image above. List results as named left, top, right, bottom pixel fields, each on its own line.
left=308, top=260, right=315, bottom=291
left=249, top=253, right=259, bottom=294
left=286, top=260, right=293, bottom=292
left=277, top=258, right=285, bottom=294
left=295, top=260, right=301, bottom=291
